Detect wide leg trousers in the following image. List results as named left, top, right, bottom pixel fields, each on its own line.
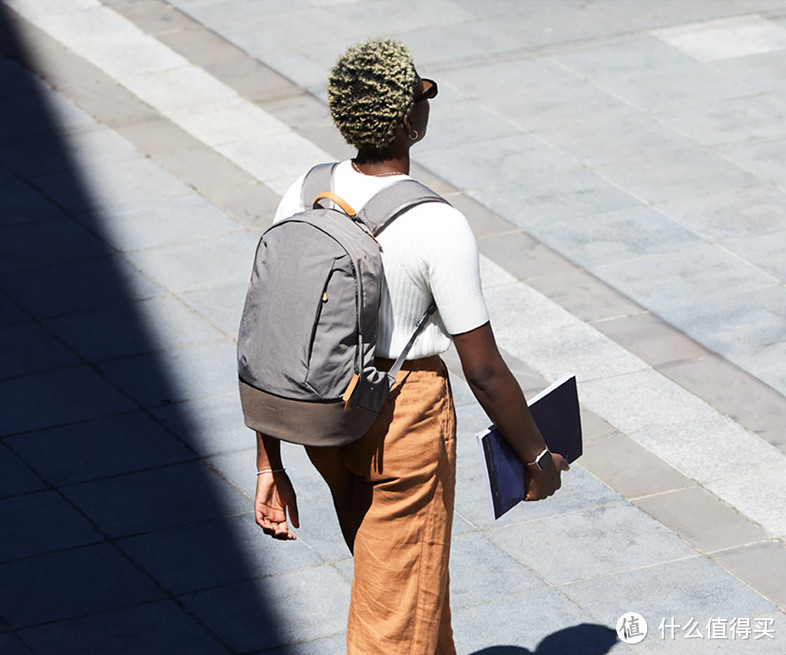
left=306, top=355, right=457, bottom=655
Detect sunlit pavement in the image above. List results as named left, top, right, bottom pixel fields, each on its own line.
left=1, top=1, right=785, bottom=653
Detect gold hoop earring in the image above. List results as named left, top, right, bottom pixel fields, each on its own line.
left=409, top=129, right=419, bottom=141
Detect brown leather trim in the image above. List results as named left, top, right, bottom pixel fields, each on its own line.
left=239, top=378, right=376, bottom=446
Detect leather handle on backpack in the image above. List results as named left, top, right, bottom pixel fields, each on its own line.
left=314, top=192, right=357, bottom=217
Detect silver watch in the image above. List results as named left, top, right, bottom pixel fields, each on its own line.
left=527, top=447, right=553, bottom=471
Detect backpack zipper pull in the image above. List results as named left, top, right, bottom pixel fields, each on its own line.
left=342, top=374, right=359, bottom=411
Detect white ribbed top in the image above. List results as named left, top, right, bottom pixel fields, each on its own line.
left=274, top=160, right=489, bottom=359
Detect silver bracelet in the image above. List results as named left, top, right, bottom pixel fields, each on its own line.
left=256, top=468, right=285, bottom=475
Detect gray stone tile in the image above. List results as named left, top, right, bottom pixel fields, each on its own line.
left=118, top=514, right=322, bottom=595
left=5, top=411, right=193, bottom=486
left=35, top=157, right=193, bottom=216
left=634, top=487, right=769, bottom=554
left=204, top=180, right=281, bottom=233
left=0, top=321, right=80, bottom=379
left=598, top=0, right=745, bottom=30
left=645, top=285, right=786, bottom=366
left=596, top=148, right=760, bottom=205
left=715, top=49, right=786, bottom=94
left=181, top=281, right=247, bottom=337
left=657, top=356, right=786, bottom=452
left=17, top=600, right=228, bottom=655
left=0, top=366, right=135, bottom=436
left=44, top=295, right=224, bottom=361
left=580, top=408, right=624, bottom=445
left=594, top=312, right=708, bottom=367
left=437, top=55, right=579, bottom=100
left=450, top=532, right=545, bottom=609
left=712, top=541, right=786, bottom=611
left=0, top=125, right=140, bottom=178
left=452, top=587, right=614, bottom=654
left=179, top=565, right=350, bottom=652
left=418, top=133, right=580, bottom=193
left=707, top=466, right=786, bottom=539
left=489, top=81, right=633, bottom=132
left=0, top=178, right=67, bottom=227
left=326, top=0, right=476, bottom=36
left=417, top=100, right=520, bottom=154
left=593, top=245, right=777, bottom=325
left=580, top=433, right=694, bottom=498
left=98, top=340, right=238, bottom=407
left=658, top=96, right=786, bottom=146
left=488, top=503, right=696, bottom=585
left=394, top=20, right=525, bottom=67
left=561, top=556, right=777, bottom=643
left=720, top=135, right=786, bottom=182
left=554, top=34, right=695, bottom=78
left=447, top=193, right=515, bottom=238
left=125, top=231, right=256, bottom=294
left=1, top=490, right=101, bottom=564
left=287, top=489, right=350, bottom=563
left=2, top=261, right=163, bottom=326
left=0, top=217, right=105, bottom=275
left=532, top=206, right=702, bottom=269
left=597, top=63, right=753, bottom=112
left=650, top=14, right=786, bottom=63
left=488, top=1, right=637, bottom=46
left=528, top=269, right=644, bottom=324
left=723, top=230, right=786, bottom=281
left=62, top=460, right=249, bottom=538
left=113, top=114, right=202, bottom=155
left=151, top=393, right=249, bottom=457
left=0, top=443, right=45, bottom=498
left=102, top=193, right=242, bottom=253
left=537, top=111, right=696, bottom=167
left=471, top=169, right=642, bottom=230
left=0, top=543, right=164, bottom=629
left=111, top=0, right=197, bottom=36
left=478, top=231, right=576, bottom=281
left=657, top=184, right=786, bottom=240
left=731, top=341, right=786, bottom=399
left=56, top=78, right=157, bottom=127
left=0, top=634, right=32, bottom=655
left=262, top=633, right=346, bottom=655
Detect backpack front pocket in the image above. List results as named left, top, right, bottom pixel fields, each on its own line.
left=305, top=254, right=357, bottom=399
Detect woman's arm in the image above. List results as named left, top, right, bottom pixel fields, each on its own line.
left=254, top=431, right=299, bottom=539
left=452, top=322, right=569, bottom=501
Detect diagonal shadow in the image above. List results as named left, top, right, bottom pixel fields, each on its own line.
left=0, top=6, right=287, bottom=653
left=471, top=622, right=618, bottom=655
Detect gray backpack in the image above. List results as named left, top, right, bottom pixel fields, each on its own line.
left=237, top=163, right=448, bottom=446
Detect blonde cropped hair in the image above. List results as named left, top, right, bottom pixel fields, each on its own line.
left=328, top=39, right=417, bottom=151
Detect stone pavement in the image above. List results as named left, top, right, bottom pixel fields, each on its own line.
left=1, top=0, right=785, bottom=653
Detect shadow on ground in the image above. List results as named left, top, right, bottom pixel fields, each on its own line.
left=0, top=6, right=282, bottom=653
left=471, top=623, right=618, bottom=655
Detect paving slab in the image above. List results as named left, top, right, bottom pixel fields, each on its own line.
left=4, top=1, right=786, bottom=653
left=5, top=411, right=193, bottom=485
left=17, top=601, right=229, bottom=655
left=0, top=543, right=164, bottom=629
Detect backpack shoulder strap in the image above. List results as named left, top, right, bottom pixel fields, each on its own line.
left=300, top=162, right=338, bottom=209
left=357, top=179, right=449, bottom=236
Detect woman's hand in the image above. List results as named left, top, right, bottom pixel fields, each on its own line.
left=524, top=452, right=570, bottom=501
left=254, top=471, right=299, bottom=540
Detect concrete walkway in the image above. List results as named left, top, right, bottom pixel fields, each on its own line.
left=1, top=0, right=785, bottom=653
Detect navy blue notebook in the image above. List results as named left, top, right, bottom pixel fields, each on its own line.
left=476, top=373, right=583, bottom=520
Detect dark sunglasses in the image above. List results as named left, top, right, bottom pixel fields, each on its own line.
left=414, top=78, right=438, bottom=103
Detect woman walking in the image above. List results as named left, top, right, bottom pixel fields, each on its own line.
left=253, top=39, right=568, bottom=655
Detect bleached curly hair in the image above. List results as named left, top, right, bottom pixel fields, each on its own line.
left=328, top=39, right=417, bottom=151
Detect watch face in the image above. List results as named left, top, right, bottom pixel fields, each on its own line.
left=536, top=450, right=553, bottom=471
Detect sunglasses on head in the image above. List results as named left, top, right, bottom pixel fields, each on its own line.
left=414, top=78, right=438, bottom=103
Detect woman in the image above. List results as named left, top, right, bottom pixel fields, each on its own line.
left=254, top=39, right=569, bottom=655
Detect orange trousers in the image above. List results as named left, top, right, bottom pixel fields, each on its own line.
left=306, top=356, right=457, bottom=655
